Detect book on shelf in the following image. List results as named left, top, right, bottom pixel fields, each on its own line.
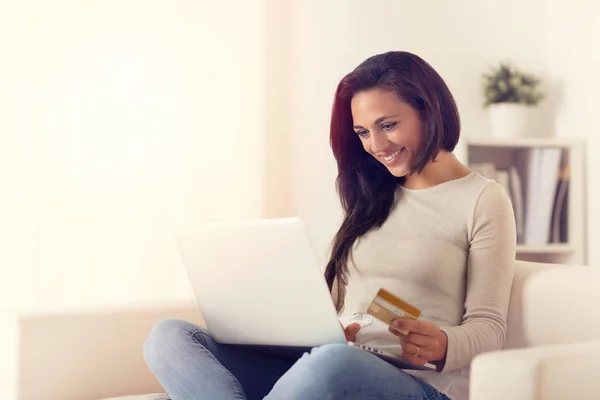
left=470, top=147, right=569, bottom=246
left=550, top=164, right=570, bottom=243
left=523, top=147, right=563, bottom=245
left=508, top=166, right=524, bottom=241
left=470, top=162, right=522, bottom=240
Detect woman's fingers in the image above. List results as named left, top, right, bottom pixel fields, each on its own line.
left=392, top=318, right=435, bottom=336
left=388, top=323, right=439, bottom=363
left=404, top=331, right=440, bottom=349
left=388, top=326, right=437, bottom=348
left=343, top=323, right=361, bottom=341
left=401, top=340, right=433, bottom=363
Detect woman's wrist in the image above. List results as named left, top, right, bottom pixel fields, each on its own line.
left=432, top=329, right=448, bottom=368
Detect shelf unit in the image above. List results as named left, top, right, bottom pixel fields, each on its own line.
left=465, top=137, right=586, bottom=265
left=516, top=243, right=574, bottom=254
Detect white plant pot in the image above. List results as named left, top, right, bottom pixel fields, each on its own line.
left=488, top=103, right=530, bottom=138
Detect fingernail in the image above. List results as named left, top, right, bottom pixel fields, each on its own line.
left=392, top=320, right=402, bottom=327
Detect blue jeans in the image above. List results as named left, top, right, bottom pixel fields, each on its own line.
left=144, top=319, right=450, bottom=400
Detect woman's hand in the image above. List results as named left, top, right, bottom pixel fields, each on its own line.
left=342, top=322, right=361, bottom=342
left=388, top=318, right=448, bottom=367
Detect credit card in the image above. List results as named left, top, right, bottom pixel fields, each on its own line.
left=366, top=288, right=420, bottom=335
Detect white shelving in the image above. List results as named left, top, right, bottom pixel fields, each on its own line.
left=516, top=243, right=575, bottom=254
left=466, top=137, right=586, bottom=265
left=465, top=137, right=583, bottom=148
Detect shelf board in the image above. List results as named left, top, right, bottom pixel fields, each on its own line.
left=466, top=137, right=583, bottom=148
left=516, top=243, right=575, bottom=254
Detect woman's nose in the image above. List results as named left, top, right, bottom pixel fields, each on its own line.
left=370, top=133, right=390, bottom=154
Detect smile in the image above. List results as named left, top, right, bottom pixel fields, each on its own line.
left=382, top=147, right=405, bottom=163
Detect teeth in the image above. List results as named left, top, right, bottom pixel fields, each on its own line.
left=383, top=149, right=402, bottom=161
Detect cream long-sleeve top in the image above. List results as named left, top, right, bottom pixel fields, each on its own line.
left=339, top=172, right=517, bottom=400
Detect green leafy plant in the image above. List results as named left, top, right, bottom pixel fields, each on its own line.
left=483, top=62, right=544, bottom=107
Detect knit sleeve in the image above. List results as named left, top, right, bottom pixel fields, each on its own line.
left=439, top=182, right=517, bottom=372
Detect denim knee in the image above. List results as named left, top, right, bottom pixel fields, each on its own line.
left=303, top=344, right=428, bottom=394
left=265, top=343, right=368, bottom=399
left=143, top=318, right=207, bottom=373
left=306, top=343, right=364, bottom=372
left=297, top=344, right=364, bottom=386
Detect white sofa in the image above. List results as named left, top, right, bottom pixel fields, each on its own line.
left=470, top=261, right=600, bottom=399
left=1, top=260, right=599, bottom=400
left=0, top=301, right=204, bottom=400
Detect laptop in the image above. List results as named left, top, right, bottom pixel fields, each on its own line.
left=172, top=217, right=434, bottom=370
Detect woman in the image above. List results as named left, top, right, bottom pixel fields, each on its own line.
left=144, top=51, right=516, bottom=400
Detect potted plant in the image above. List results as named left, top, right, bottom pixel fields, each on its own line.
left=483, top=62, right=544, bottom=138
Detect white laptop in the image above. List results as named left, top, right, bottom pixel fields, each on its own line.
left=173, top=217, right=434, bottom=370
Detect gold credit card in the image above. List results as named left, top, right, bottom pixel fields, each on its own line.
left=367, top=288, right=420, bottom=335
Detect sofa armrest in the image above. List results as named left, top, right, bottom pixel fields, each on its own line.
left=470, top=340, right=600, bottom=400
left=0, top=301, right=204, bottom=400
left=524, top=266, right=600, bottom=346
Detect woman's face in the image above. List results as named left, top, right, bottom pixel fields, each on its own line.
left=351, top=88, right=423, bottom=178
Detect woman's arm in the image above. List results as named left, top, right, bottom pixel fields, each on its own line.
left=439, top=182, right=517, bottom=372
left=387, top=182, right=517, bottom=370
left=422, top=183, right=516, bottom=371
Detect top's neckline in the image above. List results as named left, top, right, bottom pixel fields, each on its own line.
left=400, top=172, right=477, bottom=193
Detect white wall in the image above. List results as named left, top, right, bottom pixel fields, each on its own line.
left=264, top=0, right=292, bottom=218
left=542, top=1, right=600, bottom=265
left=275, top=0, right=556, bottom=266
left=0, top=0, right=267, bottom=308
left=0, top=0, right=39, bottom=309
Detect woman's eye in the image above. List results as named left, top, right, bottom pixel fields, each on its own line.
left=356, top=130, right=369, bottom=138
left=382, top=122, right=397, bottom=131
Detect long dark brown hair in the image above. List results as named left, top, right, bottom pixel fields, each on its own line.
left=325, top=51, right=461, bottom=311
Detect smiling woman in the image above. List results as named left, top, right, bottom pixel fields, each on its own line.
left=323, top=51, right=516, bottom=400
left=326, top=52, right=464, bottom=309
